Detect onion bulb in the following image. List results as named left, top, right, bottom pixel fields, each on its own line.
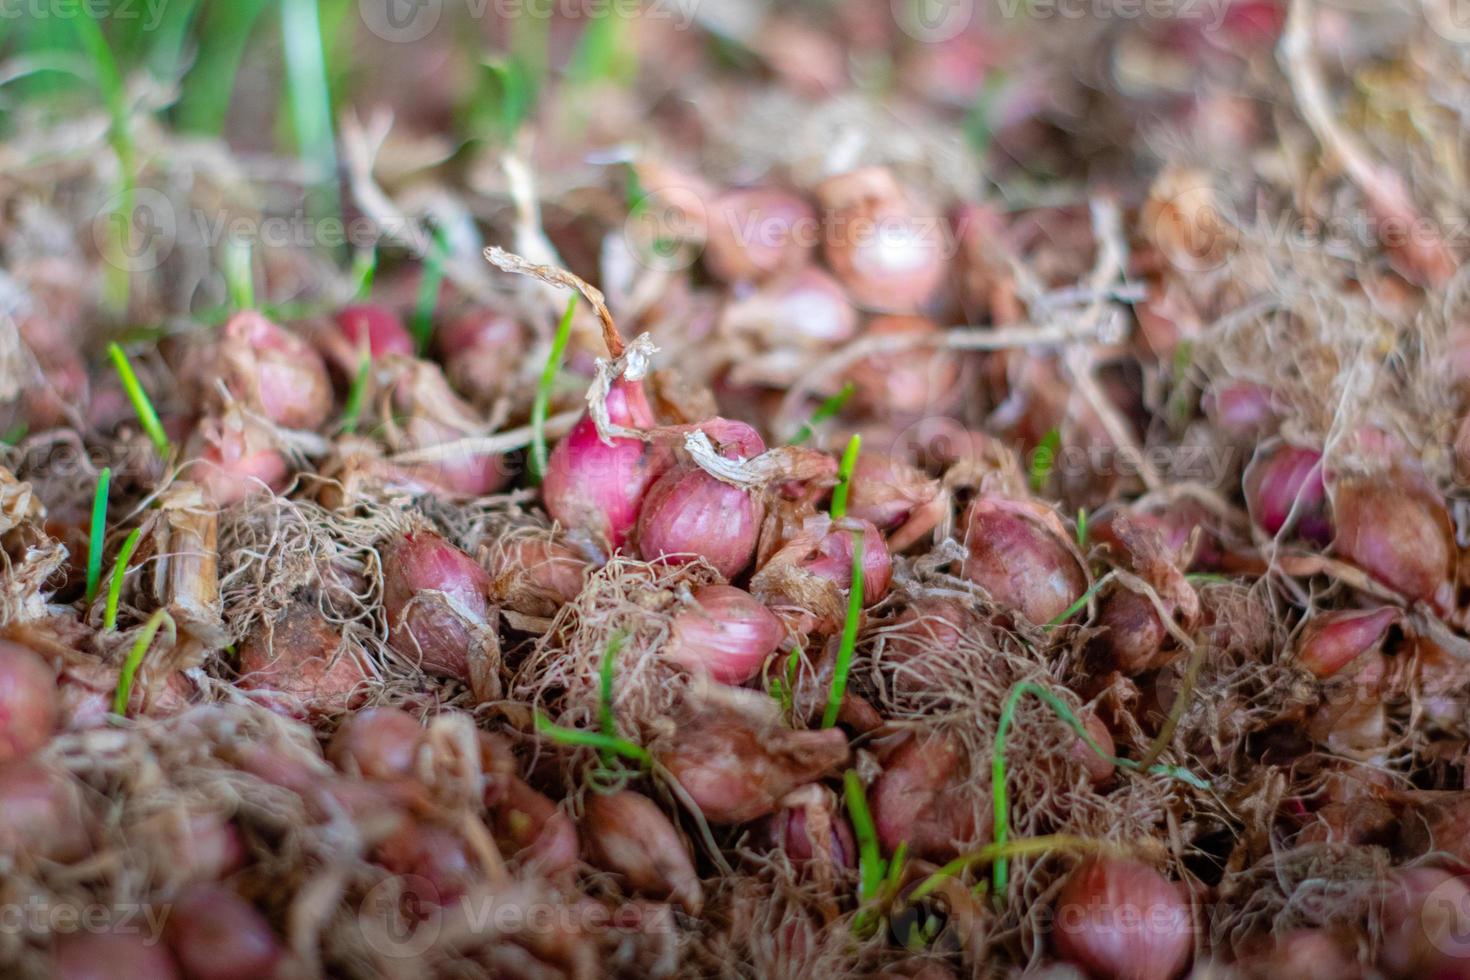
left=664, top=585, right=785, bottom=684
left=1051, top=857, right=1193, bottom=980
left=583, top=790, right=703, bottom=912
left=0, top=640, right=57, bottom=764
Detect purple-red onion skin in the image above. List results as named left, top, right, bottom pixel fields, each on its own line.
left=961, top=499, right=1086, bottom=625
left=438, top=307, right=524, bottom=404
left=765, top=800, right=856, bottom=870
left=583, top=791, right=703, bottom=912
left=1332, top=476, right=1453, bottom=603
left=1093, top=588, right=1169, bottom=675
left=543, top=379, right=670, bottom=551
left=801, top=519, right=893, bottom=603
left=1380, top=867, right=1470, bottom=978
left=328, top=706, right=423, bottom=782
left=167, top=885, right=285, bottom=980
left=817, top=167, right=948, bottom=313
left=237, top=607, right=369, bottom=718
left=1243, top=444, right=1331, bottom=544
left=220, top=311, right=332, bottom=430
left=486, top=536, right=590, bottom=617
left=845, top=453, right=939, bottom=533
left=383, top=531, right=494, bottom=681
left=54, top=930, right=182, bottom=980
left=1294, top=607, right=1398, bottom=679
left=869, top=734, right=981, bottom=861
left=880, top=598, right=974, bottom=695
left=1070, top=712, right=1117, bottom=787
left=637, top=465, right=762, bottom=578
left=335, top=303, right=415, bottom=357
left=0, top=759, right=90, bottom=861
left=375, top=821, right=479, bottom=906
left=493, top=776, right=580, bottom=877
left=665, top=585, right=785, bottom=684
left=0, top=641, right=57, bottom=764
left=704, top=187, right=816, bottom=284
left=849, top=315, right=959, bottom=416
left=1052, top=857, right=1193, bottom=980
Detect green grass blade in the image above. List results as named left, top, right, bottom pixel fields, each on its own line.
left=113, top=608, right=173, bottom=717
left=1029, top=428, right=1060, bottom=494
left=1043, top=579, right=1106, bottom=629
left=530, top=294, right=578, bottom=483
left=350, top=247, right=378, bottom=301
left=843, top=770, right=884, bottom=901
left=340, top=350, right=372, bottom=434
left=103, top=527, right=144, bottom=631
left=107, top=343, right=170, bottom=457
left=410, top=228, right=449, bottom=354
left=224, top=237, right=254, bottom=311
left=175, top=0, right=271, bottom=133
left=1075, top=508, right=1088, bottom=548
left=828, top=434, right=862, bottom=522
left=280, top=0, right=339, bottom=215
left=84, top=468, right=112, bottom=605
left=533, top=711, right=650, bottom=765
left=789, top=382, right=855, bottom=445
left=821, top=532, right=865, bottom=729
left=71, top=12, right=134, bottom=313
left=597, top=630, right=627, bottom=766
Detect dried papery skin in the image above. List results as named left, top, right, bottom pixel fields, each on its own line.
left=217, top=310, right=332, bottom=429
left=869, top=733, right=984, bottom=861
left=328, top=706, right=424, bottom=782
left=720, top=266, right=859, bottom=354
left=544, top=377, right=671, bottom=551
left=166, top=885, right=285, bottom=980
left=816, top=166, right=948, bottom=313
left=492, top=775, right=580, bottom=877
left=375, top=820, right=481, bottom=906
left=0, top=640, right=57, bottom=763
left=57, top=659, right=192, bottom=729
left=385, top=359, right=510, bottom=498
left=1243, top=443, right=1331, bottom=544
left=664, top=585, right=784, bottom=684
left=1397, top=794, right=1470, bottom=871
left=1292, top=607, right=1398, bottom=679
left=583, top=790, right=703, bottom=912
left=184, top=410, right=289, bottom=507
left=1233, top=930, right=1362, bottom=980
left=1332, top=473, right=1454, bottom=605
left=953, top=202, right=1022, bottom=325
left=0, top=759, right=90, bottom=861
left=54, top=930, right=182, bottom=980
left=1090, top=516, right=1200, bottom=674
left=752, top=516, right=892, bottom=634
left=438, top=306, right=525, bottom=405
left=1051, top=857, right=1193, bottom=980
left=703, top=187, right=816, bottom=284
left=383, top=530, right=500, bottom=688
left=849, top=315, right=960, bottom=417
left=237, top=605, right=370, bottom=717
left=800, top=518, right=892, bottom=601
left=1307, top=651, right=1393, bottom=760
left=1090, top=504, right=1219, bottom=572
left=1141, top=167, right=1236, bottom=274
left=844, top=453, right=945, bottom=550
left=961, top=496, right=1088, bottom=626
left=151, top=482, right=230, bottom=649
left=658, top=691, right=850, bottom=824
left=763, top=787, right=855, bottom=871
left=485, top=534, right=591, bottom=619
left=637, top=420, right=766, bottom=578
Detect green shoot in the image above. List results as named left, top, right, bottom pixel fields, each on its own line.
left=113, top=608, right=174, bottom=717
left=789, top=383, right=855, bottom=446
left=1043, top=578, right=1107, bottom=629
left=1, top=422, right=27, bottom=446
left=175, top=0, right=271, bottom=134
left=597, top=630, right=627, bottom=767
left=829, top=434, right=862, bottom=521
left=410, top=227, right=449, bottom=354
left=103, top=528, right=144, bottom=631
left=224, top=237, right=254, bottom=311
left=990, top=681, right=1208, bottom=896
left=1186, top=572, right=1231, bottom=584
left=107, top=343, right=171, bottom=457
left=844, top=770, right=884, bottom=901
left=281, top=0, right=339, bottom=218
left=821, top=533, right=865, bottom=729
left=1029, top=429, right=1060, bottom=494
left=1075, top=508, right=1089, bottom=548
left=907, top=833, right=1103, bottom=904
left=340, top=350, right=372, bottom=434
left=467, top=53, right=540, bottom=144
left=350, top=247, right=378, bottom=301
left=567, top=11, right=636, bottom=87
left=72, top=12, right=135, bottom=313
left=85, top=468, right=112, bottom=605
left=530, top=295, right=578, bottom=483
left=533, top=711, right=650, bottom=766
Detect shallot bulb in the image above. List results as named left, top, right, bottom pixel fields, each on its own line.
left=720, top=266, right=859, bottom=350
left=664, top=585, right=785, bottom=684
left=383, top=530, right=497, bottom=683
left=0, top=641, right=57, bottom=764
left=1069, top=711, right=1117, bottom=787
left=1243, top=444, right=1331, bottom=544
left=334, top=303, right=415, bottom=358
left=1332, top=473, right=1453, bottom=604
left=637, top=420, right=765, bottom=578
left=54, top=930, right=181, bottom=980
left=961, top=497, right=1087, bottom=625
left=1203, top=381, right=1278, bottom=437
left=236, top=605, right=370, bottom=717
left=375, top=820, right=480, bottom=905
left=849, top=315, right=959, bottom=416
left=816, top=166, right=948, bottom=313
left=703, top=187, right=816, bottom=284
left=658, top=692, right=850, bottom=824
left=133, top=810, right=244, bottom=887
left=485, top=534, right=591, bottom=618
left=1051, top=857, right=1193, bottom=980
left=217, top=310, right=332, bottom=429
left=879, top=598, right=976, bottom=696
left=0, top=760, right=91, bottom=861
left=389, top=360, right=510, bottom=498
left=544, top=378, right=671, bottom=550
left=583, top=791, right=703, bottom=912
left=492, top=775, right=580, bottom=876
left=185, top=411, right=289, bottom=506
left=801, top=519, right=893, bottom=601
left=869, top=733, right=983, bottom=861
left=1292, top=607, right=1399, bottom=679
left=437, top=306, right=524, bottom=404
left=1380, top=867, right=1470, bottom=977
left=328, top=706, right=424, bottom=782
left=763, top=788, right=856, bottom=871
left=844, top=453, right=945, bottom=550
left=167, top=884, right=286, bottom=980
